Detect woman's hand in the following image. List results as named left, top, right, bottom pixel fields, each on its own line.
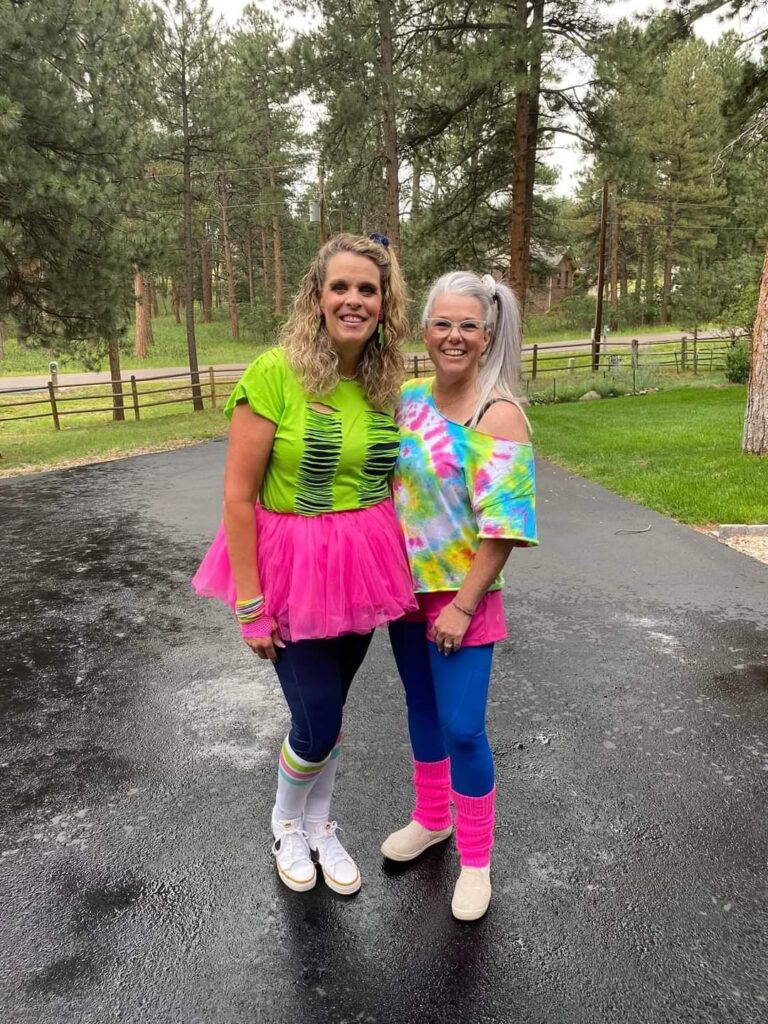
left=432, top=602, right=472, bottom=656
left=242, top=618, right=286, bottom=662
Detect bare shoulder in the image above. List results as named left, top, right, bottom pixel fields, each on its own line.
left=476, top=400, right=531, bottom=444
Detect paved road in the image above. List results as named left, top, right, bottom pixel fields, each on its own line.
left=1, top=444, right=767, bottom=1024
left=1, top=330, right=743, bottom=392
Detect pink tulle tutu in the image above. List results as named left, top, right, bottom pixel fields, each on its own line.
left=192, top=498, right=417, bottom=641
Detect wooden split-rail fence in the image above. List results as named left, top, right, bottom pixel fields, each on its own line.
left=0, top=334, right=745, bottom=430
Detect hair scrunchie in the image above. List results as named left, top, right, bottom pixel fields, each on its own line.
left=481, top=273, right=498, bottom=300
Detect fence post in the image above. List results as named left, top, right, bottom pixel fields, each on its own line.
left=47, top=381, right=60, bottom=431
left=413, top=355, right=418, bottom=379
left=680, top=336, right=687, bottom=372
left=553, top=377, right=557, bottom=402
left=693, top=337, right=698, bottom=375
left=568, top=357, right=575, bottom=373
left=130, top=375, right=140, bottom=420
left=209, top=366, right=216, bottom=410
left=631, top=339, right=639, bottom=394
left=532, top=344, right=538, bottom=380
left=49, top=361, right=59, bottom=397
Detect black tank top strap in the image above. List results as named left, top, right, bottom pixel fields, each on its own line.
left=463, top=397, right=519, bottom=428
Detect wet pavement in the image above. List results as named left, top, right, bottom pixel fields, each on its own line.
left=1, top=442, right=767, bottom=1024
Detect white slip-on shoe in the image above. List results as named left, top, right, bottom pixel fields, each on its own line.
left=380, top=820, right=453, bottom=862
left=271, top=816, right=316, bottom=892
left=307, top=822, right=362, bottom=895
left=451, top=865, right=491, bottom=921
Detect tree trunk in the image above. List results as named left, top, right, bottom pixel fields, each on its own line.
left=172, top=278, right=181, bottom=324
left=271, top=210, right=284, bottom=316
left=508, top=0, right=531, bottom=306
left=200, top=230, right=213, bottom=323
left=245, top=231, right=255, bottom=307
left=619, top=243, right=628, bottom=301
left=522, top=0, right=543, bottom=300
left=378, top=0, right=399, bottom=249
left=742, top=247, right=768, bottom=455
left=0, top=321, right=5, bottom=360
left=150, top=279, right=159, bottom=319
left=260, top=225, right=270, bottom=289
left=609, top=189, right=619, bottom=329
left=636, top=228, right=645, bottom=300
left=180, top=27, right=203, bottom=411
left=133, top=267, right=154, bottom=358
left=411, top=154, right=421, bottom=220
left=108, top=335, right=125, bottom=422
left=661, top=225, right=673, bottom=324
left=219, top=178, right=240, bottom=339
left=644, top=229, right=655, bottom=314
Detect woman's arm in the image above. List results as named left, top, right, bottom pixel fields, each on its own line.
left=223, top=403, right=281, bottom=658
left=431, top=539, right=514, bottom=653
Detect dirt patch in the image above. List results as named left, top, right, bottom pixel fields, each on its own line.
left=720, top=534, right=768, bottom=566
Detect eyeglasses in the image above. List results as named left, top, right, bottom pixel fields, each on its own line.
left=424, top=318, right=487, bottom=339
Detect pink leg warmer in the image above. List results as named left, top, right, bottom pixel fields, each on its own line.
left=411, top=758, right=452, bottom=831
left=452, top=788, right=496, bottom=867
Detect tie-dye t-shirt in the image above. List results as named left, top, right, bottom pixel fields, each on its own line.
left=393, top=378, right=538, bottom=593
left=225, top=347, right=400, bottom=515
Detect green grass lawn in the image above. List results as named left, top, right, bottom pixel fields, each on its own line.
left=0, top=310, right=691, bottom=376
left=528, top=385, right=767, bottom=524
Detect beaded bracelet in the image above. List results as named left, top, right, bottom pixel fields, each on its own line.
left=235, top=596, right=265, bottom=624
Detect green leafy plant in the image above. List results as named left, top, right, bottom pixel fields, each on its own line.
left=723, top=342, right=751, bottom=384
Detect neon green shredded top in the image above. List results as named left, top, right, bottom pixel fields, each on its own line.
left=224, top=347, right=400, bottom=516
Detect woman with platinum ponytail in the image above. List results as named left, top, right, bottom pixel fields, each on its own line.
left=420, top=271, right=525, bottom=428
left=383, top=269, right=538, bottom=921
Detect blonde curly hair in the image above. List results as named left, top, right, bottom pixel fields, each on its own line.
left=279, top=233, right=408, bottom=410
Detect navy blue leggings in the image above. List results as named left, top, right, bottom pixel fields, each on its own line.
left=273, top=632, right=373, bottom=763
left=388, top=619, right=495, bottom=797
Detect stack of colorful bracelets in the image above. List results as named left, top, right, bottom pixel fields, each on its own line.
left=235, top=596, right=278, bottom=639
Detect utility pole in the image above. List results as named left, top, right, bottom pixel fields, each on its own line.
left=592, top=181, right=609, bottom=373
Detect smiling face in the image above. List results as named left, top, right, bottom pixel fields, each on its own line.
left=318, top=252, right=383, bottom=357
left=422, top=293, right=490, bottom=381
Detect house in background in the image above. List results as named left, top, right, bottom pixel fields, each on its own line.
left=526, top=246, right=578, bottom=313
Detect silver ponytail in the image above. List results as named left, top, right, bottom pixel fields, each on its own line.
left=421, top=271, right=524, bottom=429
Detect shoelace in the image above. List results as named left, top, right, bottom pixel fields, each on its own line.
left=271, top=822, right=310, bottom=862
left=311, top=821, right=352, bottom=870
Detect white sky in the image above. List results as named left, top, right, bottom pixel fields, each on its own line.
left=209, top=0, right=767, bottom=198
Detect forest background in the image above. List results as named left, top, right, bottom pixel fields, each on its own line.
left=1, top=0, right=767, bottom=452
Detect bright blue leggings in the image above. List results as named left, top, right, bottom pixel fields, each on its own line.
left=388, top=619, right=495, bottom=797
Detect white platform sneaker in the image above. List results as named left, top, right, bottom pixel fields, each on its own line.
left=271, top=815, right=317, bottom=892
left=307, top=822, right=362, bottom=895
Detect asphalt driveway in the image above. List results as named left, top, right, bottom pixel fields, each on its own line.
left=1, top=441, right=767, bottom=1024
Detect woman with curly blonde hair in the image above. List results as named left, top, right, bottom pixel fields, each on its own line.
left=193, top=233, right=416, bottom=898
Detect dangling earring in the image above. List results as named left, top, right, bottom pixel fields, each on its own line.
left=376, top=313, right=385, bottom=348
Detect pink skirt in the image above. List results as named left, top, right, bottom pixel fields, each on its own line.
left=192, top=499, right=417, bottom=642
left=402, top=590, right=507, bottom=646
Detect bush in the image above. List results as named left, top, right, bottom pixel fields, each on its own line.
left=724, top=342, right=751, bottom=384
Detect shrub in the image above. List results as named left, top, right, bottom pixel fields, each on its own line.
left=723, top=342, right=751, bottom=384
